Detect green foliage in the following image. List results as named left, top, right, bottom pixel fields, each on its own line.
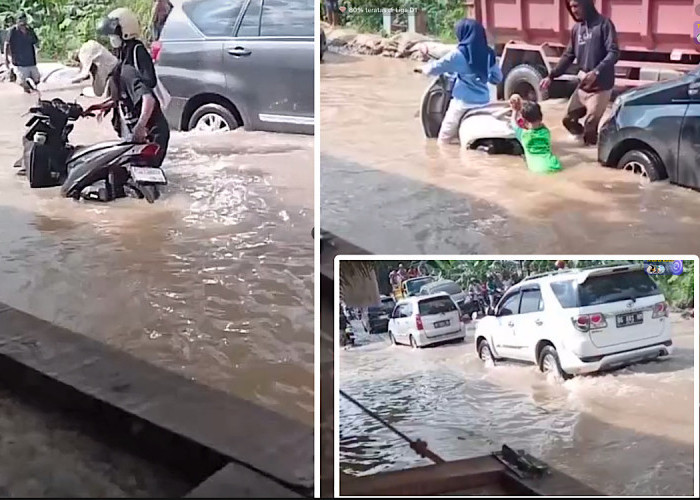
left=0, top=0, right=152, bottom=61
left=372, top=259, right=695, bottom=308
left=321, top=0, right=466, bottom=41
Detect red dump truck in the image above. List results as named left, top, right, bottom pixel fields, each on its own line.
left=471, top=0, right=700, bottom=100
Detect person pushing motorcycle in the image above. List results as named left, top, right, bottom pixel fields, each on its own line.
left=74, top=37, right=169, bottom=168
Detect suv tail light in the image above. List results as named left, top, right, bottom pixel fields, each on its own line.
left=652, top=301, right=669, bottom=318
left=573, top=313, right=607, bottom=332
left=415, top=315, right=424, bottom=330
left=151, top=41, right=162, bottom=62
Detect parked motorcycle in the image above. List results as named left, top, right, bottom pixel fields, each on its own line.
left=15, top=98, right=167, bottom=203
left=417, top=69, right=523, bottom=155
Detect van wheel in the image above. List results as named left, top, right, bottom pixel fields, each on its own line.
left=504, top=64, right=548, bottom=102
left=477, top=339, right=495, bottom=365
left=538, top=346, right=571, bottom=380
left=409, top=335, right=419, bottom=349
left=188, top=104, right=239, bottom=132
left=617, top=149, right=667, bottom=182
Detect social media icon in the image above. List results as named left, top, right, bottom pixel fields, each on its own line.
left=670, top=260, right=684, bottom=275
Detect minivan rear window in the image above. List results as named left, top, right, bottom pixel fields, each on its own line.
left=418, top=296, right=457, bottom=316
left=578, top=270, right=659, bottom=307
left=260, top=0, right=314, bottom=37
left=184, top=0, right=244, bottom=37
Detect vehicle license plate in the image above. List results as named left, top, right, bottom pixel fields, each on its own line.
left=616, top=312, right=643, bottom=328
left=131, top=166, right=167, bottom=184
left=434, top=320, right=449, bottom=328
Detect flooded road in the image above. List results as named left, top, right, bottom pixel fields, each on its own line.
left=321, top=53, right=700, bottom=253
left=0, top=83, right=314, bottom=424
left=338, top=316, right=695, bottom=496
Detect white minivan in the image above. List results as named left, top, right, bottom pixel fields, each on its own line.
left=388, top=293, right=465, bottom=348
left=475, top=264, right=673, bottom=378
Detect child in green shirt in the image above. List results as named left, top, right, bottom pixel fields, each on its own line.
left=509, top=96, right=562, bottom=174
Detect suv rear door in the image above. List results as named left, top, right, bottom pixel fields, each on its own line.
left=491, top=290, right=521, bottom=359
left=510, top=286, right=545, bottom=362
left=576, top=269, right=666, bottom=349
left=224, top=0, right=314, bottom=133
left=418, top=296, right=460, bottom=339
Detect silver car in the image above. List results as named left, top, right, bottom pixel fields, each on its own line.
left=154, top=0, right=314, bottom=134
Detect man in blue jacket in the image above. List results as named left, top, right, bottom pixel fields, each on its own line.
left=540, top=0, right=619, bottom=146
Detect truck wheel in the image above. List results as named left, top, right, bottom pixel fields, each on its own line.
left=504, top=64, right=548, bottom=102
left=538, top=345, right=572, bottom=380
left=617, top=149, right=667, bottom=182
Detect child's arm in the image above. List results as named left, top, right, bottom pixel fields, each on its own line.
left=509, top=112, right=524, bottom=141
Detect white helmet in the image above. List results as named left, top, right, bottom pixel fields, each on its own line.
left=97, top=7, right=141, bottom=43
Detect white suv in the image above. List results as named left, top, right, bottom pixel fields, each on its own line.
left=388, top=293, right=464, bottom=348
left=474, top=264, right=673, bottom=378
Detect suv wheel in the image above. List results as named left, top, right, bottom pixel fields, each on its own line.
left=477, top=339, right=495, bottom=366
left=538, top=346, right=571, bottom=380
left=189, top=104, right=239, bottom=132
left=409, top=335, right=419, bottom=349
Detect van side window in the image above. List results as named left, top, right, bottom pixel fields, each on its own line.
left=519, top=289, right=544, bottom=314
left=237, top=0, right=262, bottom=36
left=497, top=292, right=520, bottom=316
left=260, top=0, right=314, bottom=37
left=183, top=0, right=244, bottom=37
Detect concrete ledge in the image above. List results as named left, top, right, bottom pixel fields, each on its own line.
left=186, top=463, right=303, bottom=498
left=0, top=303, right=313, bottom=496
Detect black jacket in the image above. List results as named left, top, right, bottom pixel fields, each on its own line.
left=549, top=0, right=619, bottom=92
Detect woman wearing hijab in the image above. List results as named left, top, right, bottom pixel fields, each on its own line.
left=420, top=19, right=502, bottom=144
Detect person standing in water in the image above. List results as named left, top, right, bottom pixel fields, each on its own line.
left=540, top=0, right=619, bottom=146
left=4, top=13, right=39, bottom=92
left=420, top=19, right=502, bottom=144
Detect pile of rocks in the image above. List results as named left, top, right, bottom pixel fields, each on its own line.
left=323, top=22, right=454, bottom=60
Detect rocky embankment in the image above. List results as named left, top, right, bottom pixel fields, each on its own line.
left=322, top=22, right=454, bottom=60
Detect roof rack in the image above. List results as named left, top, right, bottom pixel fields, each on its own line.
left=521, top=269, right=575, bottom=282
left=521, top=262, right=638, bottom=282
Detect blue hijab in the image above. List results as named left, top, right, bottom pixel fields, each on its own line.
left=455, top=19, right=494, bottom=82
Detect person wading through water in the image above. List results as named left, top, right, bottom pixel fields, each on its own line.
left=539, top=0, right=619, bottom=146
left=4, top=13, right=39, bottom=92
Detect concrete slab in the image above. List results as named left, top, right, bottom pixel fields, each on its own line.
left=186, top=463, right=303, bottom=498
left=0, top=302, right=313, bottom=495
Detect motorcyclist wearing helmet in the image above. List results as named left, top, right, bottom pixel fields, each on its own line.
left=97, top=8, right=157, bottom=90
left=75, top=40, right=170, bottom=167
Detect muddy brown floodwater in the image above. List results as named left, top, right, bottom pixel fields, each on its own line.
left=339, top=315, right=695, bottom=496
left=321, top=52, right=700, bottom=253
left=0, top=83, right=312, bottom=420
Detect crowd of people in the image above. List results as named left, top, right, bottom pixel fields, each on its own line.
left=388, top=263, right=423, bottom=290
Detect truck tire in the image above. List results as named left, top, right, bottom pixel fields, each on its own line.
left=504, top=64, right=548, bottom=102
left=617, top=149, right=667, bottom=182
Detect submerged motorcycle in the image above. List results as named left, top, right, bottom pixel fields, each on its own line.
left=418, top=72, right=523, bottom=155
left=15, top=98, right=167, bottom=203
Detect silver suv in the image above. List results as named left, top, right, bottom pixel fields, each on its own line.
left=154, top=0, right=314, bottom=134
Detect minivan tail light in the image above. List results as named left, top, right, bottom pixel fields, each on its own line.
left=415, top=315, right=424, bottom=330
left=652, top=301, right=669, bottom=318
left=573, top=313, right=607, bottom=332
left=151, top=41, right=162, bottom=62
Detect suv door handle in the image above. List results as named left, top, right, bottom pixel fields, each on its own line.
left=228, top=47, right=252, bottom=57
left=507, top=321, right=515, bottom=327
left=535, top=319, right=543, bottom=326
